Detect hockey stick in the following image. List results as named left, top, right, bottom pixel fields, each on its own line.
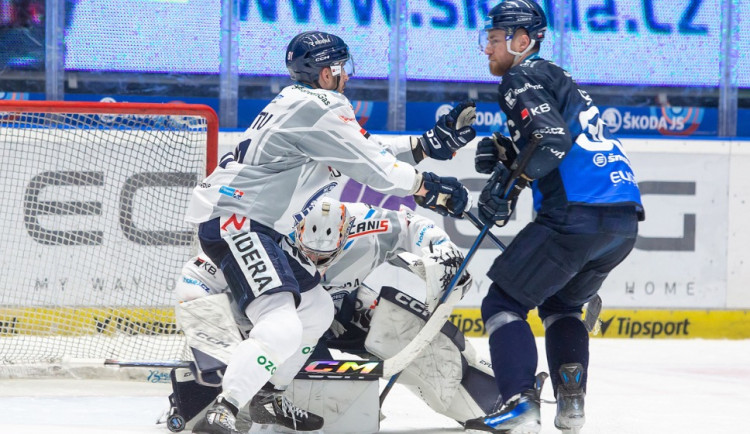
left=371, top=216, right=504, bottom=379
left=464, top=184, right=604, bottom=333
left=379, top=138, right=544, bottom=405
left=105, top=358, right=386, bottom=380
left=464, top=210, right=507, bottom=251
left=376, top=219, right=505, bottom=384
left=104, top=359, right=192, bottom=368
left=379, top=223, right=490, bottom=405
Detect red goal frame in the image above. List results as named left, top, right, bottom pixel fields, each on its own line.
left=0, top=100, right=219, bottom=175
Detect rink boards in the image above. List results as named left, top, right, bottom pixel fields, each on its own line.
left=3, top=136, right=750, bottom=339
left=1, top=306, right=749, bottom=339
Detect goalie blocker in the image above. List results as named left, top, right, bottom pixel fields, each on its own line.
left=168, top=287, right=497, bottom=432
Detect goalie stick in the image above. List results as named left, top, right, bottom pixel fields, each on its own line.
left=375, top=212, right=505, bottom=379
left=104, top=359, right=385, bottom=380
left=378, top=134, right=545, bottom=405
left=379, top=215, right=490, bottom=405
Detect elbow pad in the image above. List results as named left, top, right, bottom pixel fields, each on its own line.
left=523, top=132, right=571, bottom=179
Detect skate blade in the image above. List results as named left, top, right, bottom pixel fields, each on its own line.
left=272, top=427, right=322, bottom=434
left=556, top=415, right=585, bottom=433
left=464, top=422, right=540, bottom=434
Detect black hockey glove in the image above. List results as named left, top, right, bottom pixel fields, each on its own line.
left=475, top=132, right=516, bottom=174
left=478, top=163, right=518, bottom=227
left=419, top=100, right=477, bottom=161
left=415, top=172, right=470, bottom=218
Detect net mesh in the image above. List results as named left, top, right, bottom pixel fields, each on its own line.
left=0, top=102, right=216, bottom=368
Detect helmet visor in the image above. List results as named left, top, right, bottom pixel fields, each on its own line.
left=330, top=55, right=355, bottom=78
left=478, top=31, right=489, bottom=52
left=478, top=30, right=510, bottom=52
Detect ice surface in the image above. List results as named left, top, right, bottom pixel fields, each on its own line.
left=1, top=337, right=748, bottom=434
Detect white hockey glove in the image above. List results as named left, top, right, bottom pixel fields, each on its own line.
left=398, top=243, right=472, bottom=313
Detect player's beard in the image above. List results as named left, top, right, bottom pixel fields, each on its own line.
left=489, top=58, right=512, bottom=77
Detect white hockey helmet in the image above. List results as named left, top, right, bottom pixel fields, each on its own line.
left=294, top=197, right=354, bottom=270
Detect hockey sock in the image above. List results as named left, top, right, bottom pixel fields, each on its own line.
left=269, top=341, right=318, bottom=388
left=220, top=338, right=281, bottom=407
left=545, top=316, right=589, bottom=393
left=488, top=319, right=538, bottom=402
left=221, top=293, right=303, bottom=407
left=266, top=285, right=333, bottom=388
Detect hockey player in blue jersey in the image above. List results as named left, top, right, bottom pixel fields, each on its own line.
left=464, top=1, right=644, bottom=433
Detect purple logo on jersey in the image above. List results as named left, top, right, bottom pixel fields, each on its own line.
left=340, top=179, right=416, bottom=211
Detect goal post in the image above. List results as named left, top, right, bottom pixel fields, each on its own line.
left=0, top=101, right=218, bottom=375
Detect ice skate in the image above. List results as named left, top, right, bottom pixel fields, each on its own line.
left=464, top=388, right=541, bottom=433
left=464, top=373, right=547, bottom=434
left=554, top=363, right=585, bottom=434
left=192, top=396, right=241, bottom=434
left=248, top=385, right=324, bottom=432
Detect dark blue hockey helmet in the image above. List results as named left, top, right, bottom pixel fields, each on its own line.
left=484, top=0, right=547, bottom=42
left=286, top=31, right=353, bottom=85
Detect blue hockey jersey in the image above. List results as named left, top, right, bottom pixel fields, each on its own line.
left=498, top=55, right=644, bottom=219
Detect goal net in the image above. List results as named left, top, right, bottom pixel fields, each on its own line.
left=0, top=101, right=218, bottom=375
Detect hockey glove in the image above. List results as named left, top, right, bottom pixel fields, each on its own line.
left=415, top=172, right=470, bottom=218
left=398, top=243, right=472, bottom=313
left=419, top=100, right=477, bottom=161
left=478, top=163, right=518, bottom=227
left=475, top=132, right=516, bottom=174
left=327, top=285, right=379, bottom=338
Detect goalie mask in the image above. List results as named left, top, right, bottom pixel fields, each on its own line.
left=294, top=198, right=354, bottom=270
left=286, top=31, right=355, bottom=87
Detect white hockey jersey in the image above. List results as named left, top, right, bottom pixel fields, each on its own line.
left=178, top=202, right=451, bottom=308
left=315, top=203, right=451, bottom=303
left=186, top=84, right=419, bottom=234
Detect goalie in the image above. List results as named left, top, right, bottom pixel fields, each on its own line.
left=174, top=197, right=498, bottom=432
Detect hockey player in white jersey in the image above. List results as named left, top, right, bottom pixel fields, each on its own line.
left=176, top=197, right=498, bottom=432
left=183, top=31, right=477, bottom=434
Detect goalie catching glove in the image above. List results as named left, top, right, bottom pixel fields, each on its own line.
left=398, top=242, right=473, bottom=313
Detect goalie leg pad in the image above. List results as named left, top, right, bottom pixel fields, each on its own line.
left=365, top=287, right=498, bottom=422
left=364, top=286, right=429, bottom=359
left=285, top=378, right=380, bottom=433
left=176, top=293, right=244, bottom=376
left=175, top=253, right=229, bottom=302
